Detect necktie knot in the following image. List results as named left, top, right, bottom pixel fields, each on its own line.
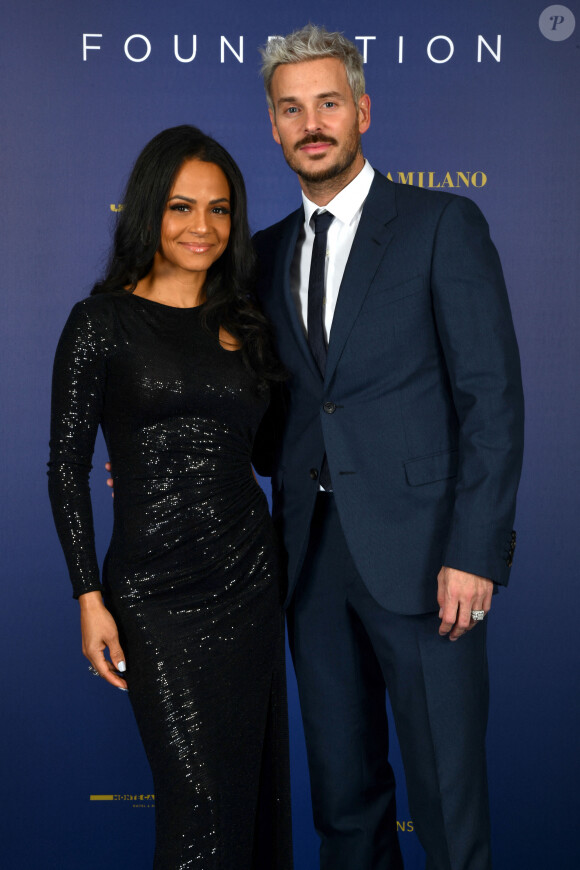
left=312, top=210, right=334, bottom=235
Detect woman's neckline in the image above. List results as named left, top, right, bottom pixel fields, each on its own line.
left=125, top=292, right=241, bottom=352
left=128, top=292, right=205, bottom=311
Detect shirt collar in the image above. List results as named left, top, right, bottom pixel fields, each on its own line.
left=302, top=159, right=375, bottom=228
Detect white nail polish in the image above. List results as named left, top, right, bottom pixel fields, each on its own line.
left=117, top=661, right=126, bottom=672
left=118, top=687, right=128, bottom=692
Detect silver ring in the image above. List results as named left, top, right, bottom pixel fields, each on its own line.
left=471, top=610, right=485, bottom=621
left=88, top=665, right=100, bottom=677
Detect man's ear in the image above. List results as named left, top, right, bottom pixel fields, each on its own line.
left=268, top=108, right=282, bottom=145
left=357, top=94, right=371, bottom=135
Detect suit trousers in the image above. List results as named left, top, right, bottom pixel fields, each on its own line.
left=287, top=493, right=492, bottom=870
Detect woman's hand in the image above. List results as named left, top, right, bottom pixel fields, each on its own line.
left=79, top=591, right=128, bottom=690
left=105, top=460, right=114, bottom=496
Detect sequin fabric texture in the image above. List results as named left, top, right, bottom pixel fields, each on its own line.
left=48, top=292, right=292, bottom=869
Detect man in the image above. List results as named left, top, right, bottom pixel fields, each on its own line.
left=252, top=25, right=524, bottom=870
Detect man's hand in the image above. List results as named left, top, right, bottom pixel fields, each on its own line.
left=437, top=566, right=493, bottom=641
left=105, top=460, right=114, bottom=496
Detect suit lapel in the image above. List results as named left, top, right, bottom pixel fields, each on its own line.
left=274, top=207, right=323, bottom=381
left=325, top=174, right=398, bottom=385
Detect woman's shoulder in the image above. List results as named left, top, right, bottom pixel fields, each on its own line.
left=67, top=290, right=133, bottom=324
left=59, top=292, right=134, bottom=348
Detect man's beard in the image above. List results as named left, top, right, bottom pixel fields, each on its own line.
left=282, top=126, right=361, bottom=185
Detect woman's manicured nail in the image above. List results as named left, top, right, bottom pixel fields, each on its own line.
left=117, top=661, right=126, bottom=672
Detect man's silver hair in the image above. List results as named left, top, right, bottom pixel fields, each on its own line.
left=260, top=25, right=366, bottom=113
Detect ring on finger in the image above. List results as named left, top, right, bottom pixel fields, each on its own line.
left=88, top=665, right=100, bottom=677
left=471, top=609, right=485, bottom=621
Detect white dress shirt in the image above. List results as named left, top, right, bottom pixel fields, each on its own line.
left=290, top=160, right=375, bottom=343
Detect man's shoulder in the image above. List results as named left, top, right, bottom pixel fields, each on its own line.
left=372, top=169, right=482, bottom=219
left=253, top=207, right=302, bottom=250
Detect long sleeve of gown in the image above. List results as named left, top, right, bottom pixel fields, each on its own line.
left=48, top=299, right=109, bottom=598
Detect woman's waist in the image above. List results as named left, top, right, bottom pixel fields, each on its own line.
left=111, top=467, right=266, bottom=511
left=107, top=448, right=252, bottom=480
left=108, top=482, right=272, bottom=560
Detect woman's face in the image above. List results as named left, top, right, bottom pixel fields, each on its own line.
left=155, top=158, right=231, bottom=282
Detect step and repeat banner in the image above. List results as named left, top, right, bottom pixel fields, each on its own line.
left=2, top=2, right=578, bottom=867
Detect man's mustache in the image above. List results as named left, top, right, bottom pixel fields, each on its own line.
left=294, top=134, right=337, bottom=151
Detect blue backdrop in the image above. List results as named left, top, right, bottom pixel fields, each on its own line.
left=2, top=2, right=579, bottom=867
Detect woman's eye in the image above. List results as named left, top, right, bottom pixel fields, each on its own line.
left=169, top=203, right=189, bottom=212
left=212, top=207, right=231, bottom=215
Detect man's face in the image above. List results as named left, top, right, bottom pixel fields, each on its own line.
left=268, top=57, right=371, bottom=188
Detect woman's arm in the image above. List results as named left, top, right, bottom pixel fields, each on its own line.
left=48, top=300, right=127, bottom=690
left=48, top=301, right=106, bottom=596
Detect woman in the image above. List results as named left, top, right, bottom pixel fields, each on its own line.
left=48, top=126, right=292, bottom=869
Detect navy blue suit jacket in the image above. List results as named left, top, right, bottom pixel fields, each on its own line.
left=253, top=172, right=524, bottom=614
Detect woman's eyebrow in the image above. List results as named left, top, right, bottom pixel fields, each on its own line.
left=168, top=195, right=230, bottom=204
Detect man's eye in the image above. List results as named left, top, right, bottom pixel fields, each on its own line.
left=323, top=102, right=336, bottom=109
left=285, top=106, right=299, bottom=114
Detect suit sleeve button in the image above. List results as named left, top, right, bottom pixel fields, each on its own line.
left=309, top=468, right=319, bottom=480
left=323, top=401, right=336, bottom=414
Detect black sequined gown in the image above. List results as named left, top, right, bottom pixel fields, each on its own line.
left=48, top=292, right=292, bottom=870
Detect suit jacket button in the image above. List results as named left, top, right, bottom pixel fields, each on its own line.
left=310, top=468, right=319, bottom=480
left=323, top=401, right=336, bottom=414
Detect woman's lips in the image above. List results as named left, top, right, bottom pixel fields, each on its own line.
left=179, top=242, right=212, bottom=253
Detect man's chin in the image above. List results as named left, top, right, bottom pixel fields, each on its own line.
left=297, top=161, right=352, bottom=185
left=282, top=136, right=361, bottom=186
left=289, top=153, right=336, bottom=180
left=290, top=153, right=331, bottom=174
left=287, top=144, right=361, bottom=186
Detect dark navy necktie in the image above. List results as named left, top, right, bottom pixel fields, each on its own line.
left=307, top=209, right=334, bottom=489
left=307, top=210, right=334, bottom=377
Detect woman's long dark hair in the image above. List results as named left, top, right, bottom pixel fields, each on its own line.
left=92, top=125, right=284, bottom=385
